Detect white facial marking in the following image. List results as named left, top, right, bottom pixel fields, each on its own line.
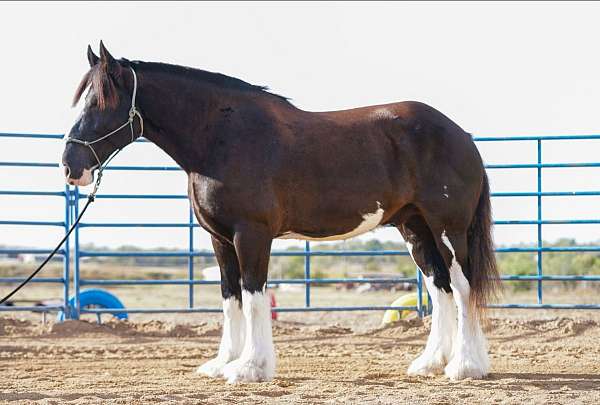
left=64, top=86, right=96, bottom=187
left=222, top=289, right=276, bottom=383
left=279, top=202, right=384, bottom=241
left=67, top=168, right=94, bottom=187
left=197, top=297, right=245, bottom=377
left=370, top=108, right=397, bottom=120
left=440, top=231, right=489, bottom=380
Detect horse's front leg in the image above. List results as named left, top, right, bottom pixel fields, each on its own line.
left=222, top=222, right=276, bottom=383
left=197, top=236, right=245, bottom=377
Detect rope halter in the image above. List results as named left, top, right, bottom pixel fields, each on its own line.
left=66, top=67, right=144, bottom=199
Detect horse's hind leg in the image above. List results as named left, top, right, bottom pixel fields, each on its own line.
left=432, top=228, right=490, bottom=380
left=397, top=215, right=456, bottom=376
left=197, top=236, right=245, bottom=377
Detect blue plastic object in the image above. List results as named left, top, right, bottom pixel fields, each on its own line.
left=58, top=288, right=128, bottom=321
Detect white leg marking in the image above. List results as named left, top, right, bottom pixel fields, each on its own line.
left=197, top=298, right=245, bottom=377
left=405, top=242, right=455, bottom=376
left=441, top=231, right=490, bottom=380
left=405, top=241, right=415, bottom=261
left=408, top=273, right=456, bottom=376
left=222, top=288, right=276, bottom=383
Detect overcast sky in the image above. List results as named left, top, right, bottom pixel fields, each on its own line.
left=1, top=1, right=599, bottom=251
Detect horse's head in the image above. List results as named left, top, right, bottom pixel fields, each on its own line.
left=62, top=42, right=142, bottom=186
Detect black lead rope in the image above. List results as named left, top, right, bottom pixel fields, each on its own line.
left=0, top=148, right=122, bottom=306
left=0, top=196, right=94, bottom=305
left=1, top=67, right=142, bottom=306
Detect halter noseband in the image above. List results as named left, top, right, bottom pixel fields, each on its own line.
left=66, top=66, right=144, bottom=197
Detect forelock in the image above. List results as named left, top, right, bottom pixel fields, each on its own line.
left=72, top=65, right=119, bottom=110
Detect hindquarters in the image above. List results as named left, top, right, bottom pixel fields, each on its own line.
left=401, top=102, right=500, bottom=309
left=388, top=103, right=500, bottom=379
left=396, top=171, right=499, bottom=379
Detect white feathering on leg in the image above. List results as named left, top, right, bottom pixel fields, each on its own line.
left=441, top=231, right=489, bottom=380
left=222, top=288, right=276, bottom=383
left=197, top=297, right=245, bottom=377
left=407, top=273, right=456, bottom=376
left=405, top=241, right=456, bottom=376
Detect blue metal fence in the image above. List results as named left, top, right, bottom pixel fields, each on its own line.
left=1, top=132, right=600, bottom=319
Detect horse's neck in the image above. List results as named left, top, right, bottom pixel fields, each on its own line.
left=136, top=72, right=223, bottom=172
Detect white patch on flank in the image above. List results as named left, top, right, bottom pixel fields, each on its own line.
left=443, top=185, right=449, bottom=199
left=67, top=168, right=94, bottom=187
left=440, top=231, right=490, bottom=380
left=408, top=274, right=457, bottom=376
left=278, top=202, right=384, bottom=241
left=222, top=288, right=276, bottom=383
left=197, top=298, right=245, bottom=377
left=370, top=108, right=397, bottom=120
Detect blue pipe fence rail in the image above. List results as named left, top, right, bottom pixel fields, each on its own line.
left=1, top=132, right=600, bottom=319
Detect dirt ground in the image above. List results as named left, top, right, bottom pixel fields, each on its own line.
left=1, top=310, right=600, bottom=405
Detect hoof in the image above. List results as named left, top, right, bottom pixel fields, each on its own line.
left=196, top=357, right=230, bottom=378
left=222, top=357, right=275, bottom=383
left=407, top=353, right=446, bottom=377
left=444, top=355, right=488, bottom=380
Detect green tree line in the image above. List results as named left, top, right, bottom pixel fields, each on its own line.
left=3, top=239, right=599, bottom=291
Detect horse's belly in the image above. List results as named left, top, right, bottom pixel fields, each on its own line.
left=277, top=202, right=385, bottom=241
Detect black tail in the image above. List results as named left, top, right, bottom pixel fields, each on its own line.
left=467, top=172, right=501, bottom=317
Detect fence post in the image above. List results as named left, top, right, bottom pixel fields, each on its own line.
left=188, top=205, right=194, bottom=308
left=72, top=186, right=81, bottom=319
left=416, top=266, right=423, bottom=318
left=62, top=184, right=71, bottom=319
left=537, top=139, right=543, bottom=304
left=304, top=241, right=311, bottom=307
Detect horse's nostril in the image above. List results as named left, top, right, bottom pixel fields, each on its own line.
left=64, top=166, right=71, bottom=178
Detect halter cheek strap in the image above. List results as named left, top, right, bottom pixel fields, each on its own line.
left=66, top=67, right=144, bottom=197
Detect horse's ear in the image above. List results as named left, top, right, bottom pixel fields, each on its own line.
left=87, top=45, right=99, bottom=67
left=99, top=40, right=120, bottom=76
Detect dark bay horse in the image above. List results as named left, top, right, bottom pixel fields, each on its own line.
left=62, top=43, right=500, bottom=383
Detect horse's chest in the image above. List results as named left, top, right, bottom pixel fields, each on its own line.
left=187, top=173, right=232, bottom=233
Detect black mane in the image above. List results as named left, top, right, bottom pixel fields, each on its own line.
left=124, top=59, right=290, bottom=103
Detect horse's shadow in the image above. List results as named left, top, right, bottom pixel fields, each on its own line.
left=478, top=372, right=600, bottom=392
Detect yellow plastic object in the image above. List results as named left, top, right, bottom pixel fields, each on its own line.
left=382, top=292, right=429, bottom=324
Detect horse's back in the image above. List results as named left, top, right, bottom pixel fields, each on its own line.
left=321, top=101, right=483, bottom=216
left=300, top=100, right=482, bottom=183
